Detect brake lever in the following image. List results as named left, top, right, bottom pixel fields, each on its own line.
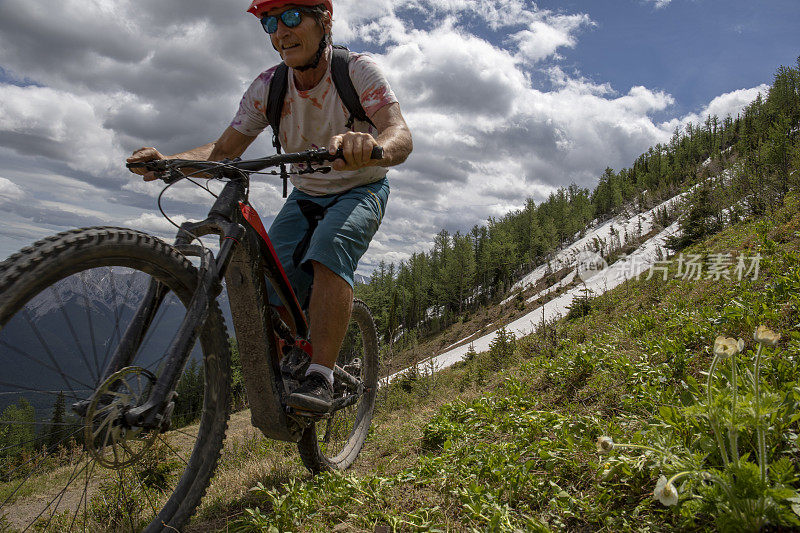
left=126, top=161, right=184, bottom=184
left=162, top=169, right=184, bottom=184
left=297, top=163, right=332, bottom=175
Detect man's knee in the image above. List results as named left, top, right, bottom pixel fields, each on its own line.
left=310, top=260, right=353, bottom=298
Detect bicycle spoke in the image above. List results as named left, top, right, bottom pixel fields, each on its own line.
left=157, top=435, right=189, bottom=467
left=22, top=307, right=88, bottom=397
left=116, top=469, right=137, bottom=533
left=71, top=458, right=98, bottom=532
left=169, top=426, right=199, bottom=440
left=109, top=268, right=121, bottom=348
left=118, top=438, right=135, bottom=458
left=0, top=428, right=85, bottom=492
left=136, top=469, right=160, bottom=523
left=0, top=381, right=92, bottom=400
left=79, top=271, right=101, bottom=380
left=51, top=285, right=99, bottom=385
left=25, top=455, right=90, bottom=531
left=0, top=335, right=92, bottom=395
left=96, top=269, right=138, bottom=380
left=0, top=429, right=50, bottom=455
left=138, top=292, right=177, bottom=371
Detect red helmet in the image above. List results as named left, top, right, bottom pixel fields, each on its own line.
left=247, top=0, right=332, bottom=18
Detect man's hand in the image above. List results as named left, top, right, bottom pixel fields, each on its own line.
left=327, top=132, right=381, bottom=171
left=127, top=147, right=167, bottom=181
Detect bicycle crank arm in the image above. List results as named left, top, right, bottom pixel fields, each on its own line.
left=333, top=365, right=363, bottom=394
left=330, top=392, right=361, bottom=411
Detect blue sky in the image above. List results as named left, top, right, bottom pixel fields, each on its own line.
left=552, top=0, right=799, bottom=117
left=0, top=0, right=796, bottom=272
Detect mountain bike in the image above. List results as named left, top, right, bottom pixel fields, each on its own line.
left=0, top=147, right=381, bottom=531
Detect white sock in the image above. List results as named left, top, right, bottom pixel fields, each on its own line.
left=306, top=364, right=334, bottom=386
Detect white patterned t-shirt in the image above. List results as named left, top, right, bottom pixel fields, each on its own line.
left=230, top=48, right=398, bottom=196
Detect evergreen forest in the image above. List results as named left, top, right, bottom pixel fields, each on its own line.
left=356, top=57, right=800, bottom=351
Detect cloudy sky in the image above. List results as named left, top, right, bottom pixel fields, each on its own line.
left=0, top=0, right=797, bottom=275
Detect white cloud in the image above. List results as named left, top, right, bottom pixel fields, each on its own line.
left=0, top=177, right=25, bottom=203
left=644, top=0, right=672, bottom=8
left=123, top=212, right=188, bottom=238
left=661, top=84, right=770, bottom=133
left=0, top=0, right=772, bottom=273
left=0, top=84, right=120, bottom=172
left=510, top=14, right=593, bottom=64
left=701, top=84, right=769, bottom=121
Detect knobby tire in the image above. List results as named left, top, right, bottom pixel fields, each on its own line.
left=297, top=299, right=379, bottom=473
left=0, top=227, right=231, bottom=532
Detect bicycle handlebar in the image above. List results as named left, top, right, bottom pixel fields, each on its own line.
left=126, top=146, right=384, bottom=182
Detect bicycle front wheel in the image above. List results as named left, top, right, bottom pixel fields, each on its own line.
left=297, top=299, right=379, bottom=473
left=0, top=227, right=231, bottom=532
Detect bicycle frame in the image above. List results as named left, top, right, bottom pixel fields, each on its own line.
left=96, top=166, right=316, bottom=442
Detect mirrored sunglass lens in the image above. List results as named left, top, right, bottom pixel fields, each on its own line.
left=280, top=9, right=303, bottom=28
left=262, top=16, right=278, bottom=33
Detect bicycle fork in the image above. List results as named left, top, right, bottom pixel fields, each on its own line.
left=72, top=223, right=242, bottom=432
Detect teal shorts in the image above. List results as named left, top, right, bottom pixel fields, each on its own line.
left=266, top=178, right=389, bottom=308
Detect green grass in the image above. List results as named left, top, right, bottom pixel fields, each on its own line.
left=200, top=196, right=800, bottom=532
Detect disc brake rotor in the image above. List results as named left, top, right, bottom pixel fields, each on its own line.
left=84, top=366, right=159, bottom=469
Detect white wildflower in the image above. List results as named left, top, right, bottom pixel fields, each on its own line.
left=596, top=436, right=614, bottom=455
left=713, top=336, right=742, bottom=359
left=653, top=475, right=679, bottom=506
left=753, top=325, right=781, bottom=346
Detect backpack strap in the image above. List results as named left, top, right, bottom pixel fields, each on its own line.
left=266, top=62, right=290, bottom=195
left=264, top=46, right=375, bottom=196
left=266, top=62, right=290, bottom=151
left=330, top=45, right=376, bottom=130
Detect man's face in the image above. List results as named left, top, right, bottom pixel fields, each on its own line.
left=267, top=6, right=327, bottom=68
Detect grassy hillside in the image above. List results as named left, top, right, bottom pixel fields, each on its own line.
left=196, top=58, right=800, bottom=530
left=186, top=192, right=800, bottom=531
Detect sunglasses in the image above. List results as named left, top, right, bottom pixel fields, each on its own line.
left=260, top=8, right=312, bottom=34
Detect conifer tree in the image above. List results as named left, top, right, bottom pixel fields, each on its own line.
left=46, top=391, right=66, bottom=449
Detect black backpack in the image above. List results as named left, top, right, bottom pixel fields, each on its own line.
left=266, top=45, right=374, bottom=196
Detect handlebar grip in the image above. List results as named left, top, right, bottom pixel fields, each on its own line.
left=329, top=145, right=383, bottom=162
left=126, top=161, right=166, bottom=171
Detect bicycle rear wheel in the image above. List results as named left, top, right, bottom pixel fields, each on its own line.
left=0, top=227, right=231, bottom=532
left=297, top=299, right=378, bottom=473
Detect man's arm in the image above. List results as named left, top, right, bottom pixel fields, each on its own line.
left=327, top=102, right=413, bottom=172
left=127, top=127, right=258, bottom=181
left=206, top=126, right=258, bottom=161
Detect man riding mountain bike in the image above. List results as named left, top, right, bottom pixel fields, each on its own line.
left=127, top=0, right=412, bottom=413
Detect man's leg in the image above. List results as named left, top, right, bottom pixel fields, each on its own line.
left=286, top=179, right=388, bottom=412
left=287, top=261, right=353, bottom=412
left=308, top=260, right=353, bottom=369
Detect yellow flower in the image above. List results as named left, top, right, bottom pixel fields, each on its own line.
left=713, top=336, right=743, bottom=359
left=653, top=475, right=679, bottom=506
left=753, top=325, right=781, bottom=346
left=596, top=436, right=614, bottom=455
